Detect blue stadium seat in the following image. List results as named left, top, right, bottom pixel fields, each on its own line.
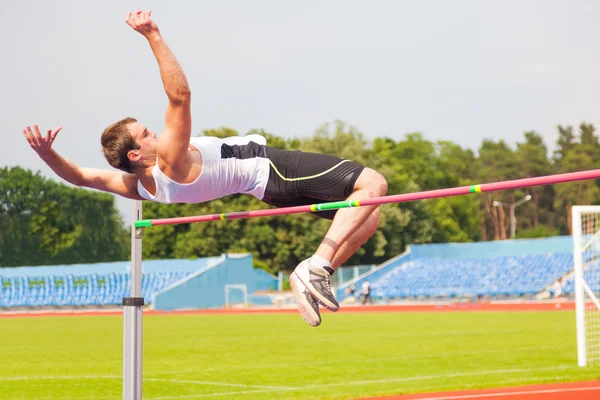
left=0, top=268, right=198, bottom=308
left=371, top=252, right=574, bottom=299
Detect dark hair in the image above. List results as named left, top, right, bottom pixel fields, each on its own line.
left=101, top=117, right=139, bottom=173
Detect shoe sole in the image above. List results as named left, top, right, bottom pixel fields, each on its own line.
left=289, top=273, right=321, bottom=327
left=295, top=272, right=340, bottom=312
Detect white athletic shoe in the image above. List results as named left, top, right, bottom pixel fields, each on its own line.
left=293, top=258, right=339, bottom=312
left=290, top=272, right=321, bottom=327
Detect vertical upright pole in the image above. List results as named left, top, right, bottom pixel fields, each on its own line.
left=123, top=200, right=144, bottom=399
left=573, top=206, right=587, bottom=367
left=510, top=205, right=516, bottom=239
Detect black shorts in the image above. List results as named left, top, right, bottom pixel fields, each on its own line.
left=261, top=147, right=365, bottom=220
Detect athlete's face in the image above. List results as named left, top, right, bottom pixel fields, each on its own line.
left=127, top=122, right=157, bottom=165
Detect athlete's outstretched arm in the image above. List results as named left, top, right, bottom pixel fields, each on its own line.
left=125, top=10, right=191, bottom=167
left=23, top=125, right=143, bottom=200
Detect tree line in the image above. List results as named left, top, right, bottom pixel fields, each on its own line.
left=0, top=167, right=129, bottom=267
left=2, top=121, right=599, bottom=271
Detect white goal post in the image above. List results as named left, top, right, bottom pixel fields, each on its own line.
left=224, top=284, right=249, bottom=308
left=573, top=206, right=600, bottom=367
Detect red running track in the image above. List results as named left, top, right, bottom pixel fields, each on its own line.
left=0, top=301, right=575, bottom=319
left=358, top=381, right=600, bottom=400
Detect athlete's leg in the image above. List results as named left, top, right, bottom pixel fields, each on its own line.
left=294, top=168, right=387, bottom=311
left=329, top=207, right=380, bottom=268
left=262, top=149, right=388, bottom=320
left=315, top=168, right=387, bottom=265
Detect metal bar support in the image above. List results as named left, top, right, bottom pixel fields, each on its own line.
left=123, top=200, right=144, bottom=399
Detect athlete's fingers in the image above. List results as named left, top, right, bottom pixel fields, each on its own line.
left=33, top=124, right=43, bottom=141
left=50, top=126, right=63, bottom=142
left=135, top=11, right=145, bottom=26
left=46, top=128, right=52, bottom=142
left=22, top=129, right=32, bottom=145
left=34, top=125, right=44, bottom=146
left=125, top=12, right=134, bottom=27
left=26, top=126, right=39, bottom=146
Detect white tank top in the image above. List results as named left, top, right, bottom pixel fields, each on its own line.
left=137, top=134, right=270, bottom=204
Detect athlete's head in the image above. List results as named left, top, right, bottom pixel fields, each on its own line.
left=101, top=117, right=157, bottom=173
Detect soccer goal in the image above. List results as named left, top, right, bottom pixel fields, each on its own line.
left=224, top=284, right=249, bottom=309
left=573, top=206, right=600, bottom=366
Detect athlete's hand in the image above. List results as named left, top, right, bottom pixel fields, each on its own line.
left=23, top=125, right=62, bottom=157
left=125, top=10, right=159, bottom=39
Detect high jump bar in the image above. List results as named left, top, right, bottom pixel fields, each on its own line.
left=135, top=168, right=600, bottom=228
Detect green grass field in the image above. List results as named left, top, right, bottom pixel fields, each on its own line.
left=1, top=310, right=599, bottom=400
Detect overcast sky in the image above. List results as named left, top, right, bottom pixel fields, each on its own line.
left=2, top=0, right=599, bottom=222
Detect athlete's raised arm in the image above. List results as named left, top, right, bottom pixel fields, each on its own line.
left=125, top=10, right=192, bottom=170
left=23, top=124, right=143, bottom=200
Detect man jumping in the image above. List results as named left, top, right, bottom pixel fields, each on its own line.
left=23, top=10, right=388, bottom=327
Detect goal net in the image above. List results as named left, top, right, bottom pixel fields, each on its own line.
left=224, top=284, right=249, bottom=309
left=573, top=206, right=600, bottom=366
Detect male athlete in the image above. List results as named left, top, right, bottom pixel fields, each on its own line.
left=23, top=10, right=388, bottom=327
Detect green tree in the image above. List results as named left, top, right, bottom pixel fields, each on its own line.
left=553, top=124, right=575, bottom=167
left=0, top=167, right=128, bottom=267
left=430, top=141, right=482, bottom=242
left=476, top=140, right=520, bottom=240
left=579, top=122, right=599, bottom=148
left=553, top=123, right=600, bottom=233
left=515, top=131, right=553, bottom=230
left=202, top=127, right=239, bottom=138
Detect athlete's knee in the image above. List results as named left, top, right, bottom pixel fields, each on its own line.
left=359, top=168, right=387, bottom=197
left=374, top=172, right=388, bottom=197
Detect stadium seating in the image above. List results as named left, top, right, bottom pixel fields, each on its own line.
left=370, top=252, right=574, bottom=299
left=0, top=271, right=195, bottom=308
left=562, top=258, right=600, bottom=294
left=0, top=243, right=584, bottom=308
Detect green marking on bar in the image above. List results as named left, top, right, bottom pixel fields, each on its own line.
left=469, top=186, right=476, bottom=193
left=134, top=220, right=153, bottom=228
left=315, top=200, right=353, bottom=211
